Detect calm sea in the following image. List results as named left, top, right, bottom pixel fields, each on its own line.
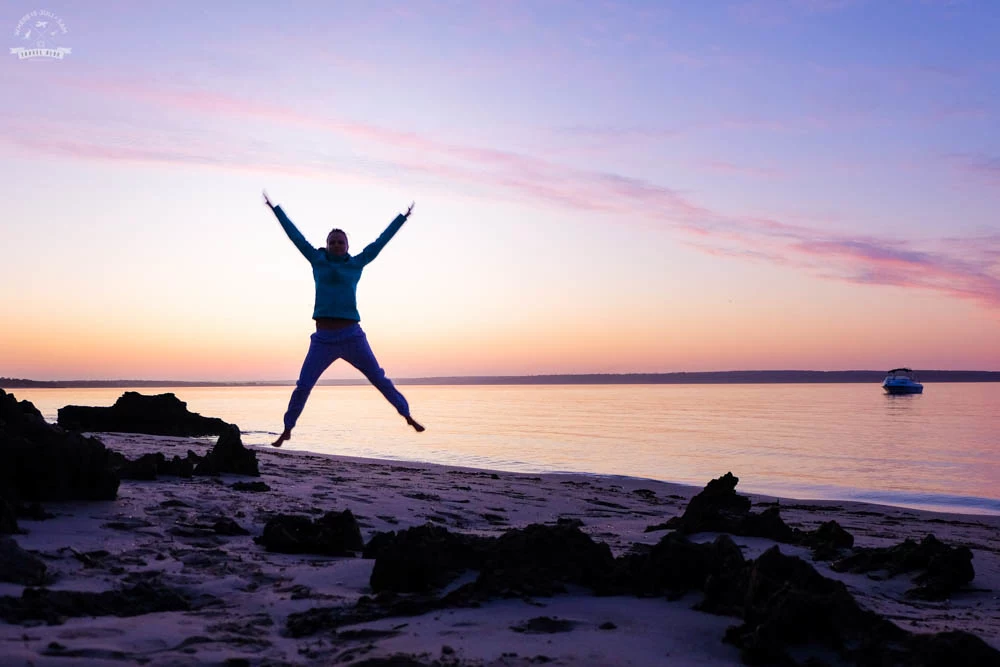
left=9, top=383, right=1000, bottom=516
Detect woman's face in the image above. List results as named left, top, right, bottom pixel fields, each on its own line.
left=327, top=230, right=349, bottom=256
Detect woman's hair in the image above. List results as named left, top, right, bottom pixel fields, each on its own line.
left=327, top=228, right=348, bottom=241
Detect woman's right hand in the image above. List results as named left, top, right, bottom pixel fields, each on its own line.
left=263, top=190, right=274, bottom=208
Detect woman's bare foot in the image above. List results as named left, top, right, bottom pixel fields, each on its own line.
left=406, top=416, right=425, bottom=432
left=271, top=429, right=291, bottom=447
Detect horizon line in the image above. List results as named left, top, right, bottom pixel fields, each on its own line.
left=4, top=369, right=1000, bottom=387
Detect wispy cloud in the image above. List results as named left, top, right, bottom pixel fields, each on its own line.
left=944, top=153, right=1000, bottom=184
left=697, top=159, right=785, bottom=179
left=791, top=237, right=1000, bottom=306
left=3, top=78, right=998, bottom=310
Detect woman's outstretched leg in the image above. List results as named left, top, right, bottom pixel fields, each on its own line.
left=275, top=333, right=340, bottom=446
left=341, top=329, right=424, bottom=432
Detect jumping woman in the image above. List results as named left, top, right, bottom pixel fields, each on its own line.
left=263, top=191, right=424, bottom=447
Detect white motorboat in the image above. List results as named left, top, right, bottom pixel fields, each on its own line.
left=882, top=368, right=923, bottom=394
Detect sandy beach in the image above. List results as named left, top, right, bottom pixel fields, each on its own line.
left=2, top=426, right=999, bottom=666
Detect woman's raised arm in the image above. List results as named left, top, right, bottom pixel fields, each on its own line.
left=264, top=190, right=320, bottom=262
left=355, top=201, right=415, bottom=266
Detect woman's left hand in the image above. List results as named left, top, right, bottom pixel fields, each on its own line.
left=404, top=201, right=415, bottom=219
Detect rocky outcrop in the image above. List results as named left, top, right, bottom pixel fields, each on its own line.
left=282, top=471, right=999, bottom=666
left=109, top=425, right=258, bottom=480
left=366, top=524, right=489, bottom=594
left=718, top=546, right=999, bottom=666
left=0, top=582, right=197, bottom=624
left=832, top=533, right=974, bottom=600
left=662, top=472, right=855, bottom=562
left=0, top=536, right=47, bottom=585
left=0, top=389, right=119, bottom=502
left=617, top=532, right=746, bottom=600
left=112, top=451, right=198, bottom=480
left=365, top=521, right=615, bottom=598
left=663, top=472, right=799, bottom=542
left=192, top=424, right=259, bottom=476
left=57, top=392, right=234, bottom=437
left=256, top=510, right=364, bottom=556
left=286, top=515, right=999, bottom=666
left=0, top=497, right=18, bottom=534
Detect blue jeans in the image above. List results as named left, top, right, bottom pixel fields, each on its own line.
left=283, top=324, right=410, bottom=430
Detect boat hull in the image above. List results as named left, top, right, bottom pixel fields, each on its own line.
left=882, top=383, right=923, bottom=394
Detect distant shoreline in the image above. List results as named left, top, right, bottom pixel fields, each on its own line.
left=3, top=370, right=1000, bottom=388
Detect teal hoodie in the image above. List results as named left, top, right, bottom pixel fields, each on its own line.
left=273, top=205, right=407, bottom=321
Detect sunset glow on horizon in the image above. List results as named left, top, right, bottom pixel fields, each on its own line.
left=2, top=1, right=998, bottom=381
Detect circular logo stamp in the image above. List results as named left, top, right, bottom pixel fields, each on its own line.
left=10, top=9, right=71, bottom=60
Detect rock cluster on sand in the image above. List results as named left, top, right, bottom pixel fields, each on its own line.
left=109, top=424, right=260, bottom=479
left=256, top=510, right=364, bottom=556
left=0, top=389, right=119, bottom=503
left=0, top=581, right=207, bottom=625
left=1, top=390, right=258, bottom=502
left=57, top=391, right=234, bottom=437
left=285, top=472, right=1000, bottom=666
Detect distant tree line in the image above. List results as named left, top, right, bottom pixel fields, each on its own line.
left=3, top=370, right=999, bottom=389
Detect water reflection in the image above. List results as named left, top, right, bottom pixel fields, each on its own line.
left=7, top=383, right=999, bottom=514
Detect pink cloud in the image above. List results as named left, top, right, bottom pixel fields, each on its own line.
left=789, top=237, right=1000, bottom=306
left=3, top=78, right=998, bottom=311
left=697, top=159, right=785, bottom=179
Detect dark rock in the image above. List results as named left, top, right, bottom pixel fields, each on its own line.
left=719, top=545, right=1000, bottom=665
left=740, top=506, right=798, bottom=542
left=0, top=497, right=18, bottom=534
left=0, top=582, right=193, bottom=624
left=906, top=630, right=1000, bottom=667
left=802, top=519, right=854, bottom=560
left=666, top=473, right=859, bottom=551
left=256, top=509, right=363, bottom=556
left=911, top=543, right=976, bottom=600
left=833, top=534, right=974, bottom=600
left=619, top=532, right=745, bottom=599
left=666, top=472, right=796, bottom=542
left=13, top=501, right=55, bottom=521
left=0, top=389, right=120, bottom=502
left=368, top=522, right=616, bottom=599
left=350, top=657, right=433, bottom=667
left=510, top=616, right=577, bottom=633
left=115, top=451, right=198, bottom=480
left=368, top=524, right=489, bottom=594
left=286, top=592, right=447, bottom=638
left=724, top=546, right=906, bottom=665
left=117, top=452, right=160, bottom=481
left=231, top=481, right=270, bottom=492
left=193, top=425, right=259, bottom=477
left=666, top=472, right=751, bottom=533
left=642, top=522, right=672, bottom=533
left=212, top=518, right=250, bottom=536
left=0, top=536, right=47, bottom=585
left=474, top=522, right=616, bottom=597
left=57, top=391, right=234, bottom=437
